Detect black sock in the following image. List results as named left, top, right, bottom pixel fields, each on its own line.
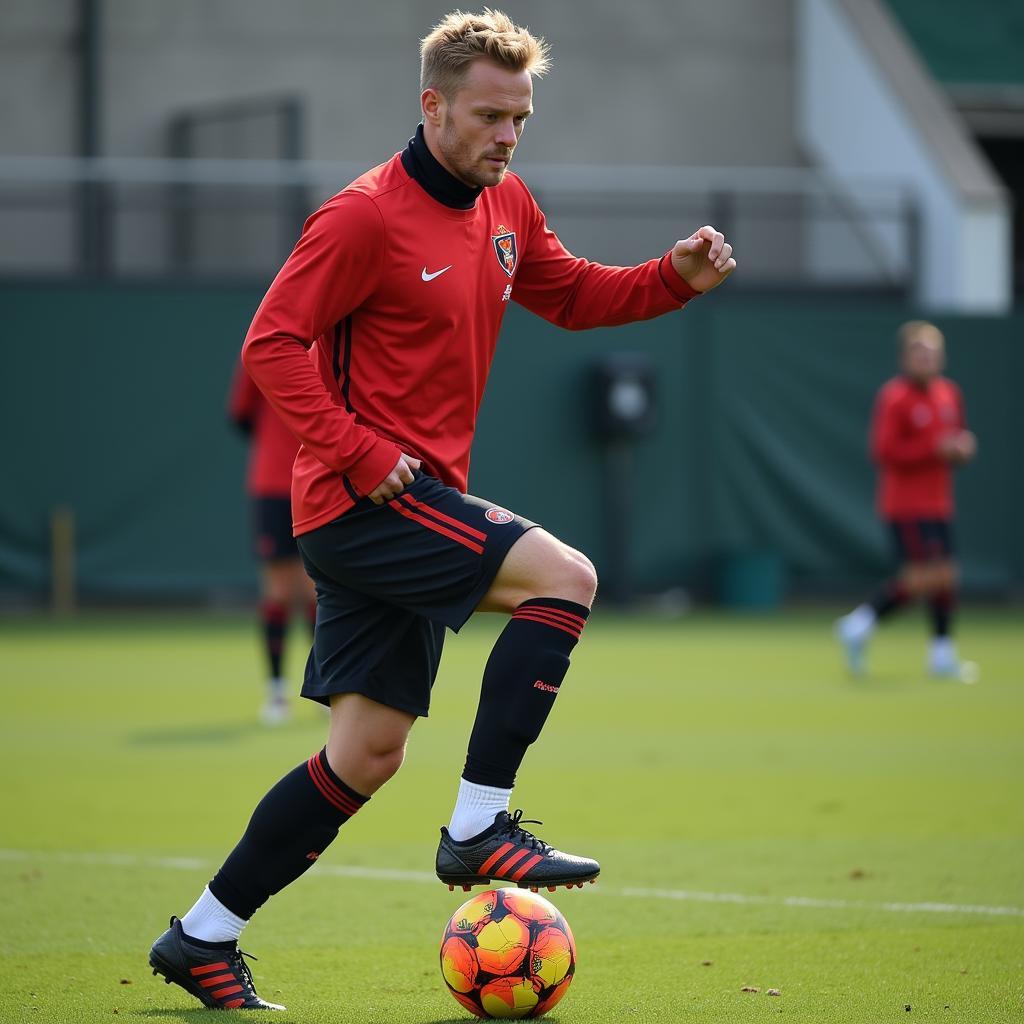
left=209, top=748, right=368, bottom=920
left=261, top=600, right=288, bottom=678
left=463, top=598, right=589, bottom=790
left=929, top=588, right=954, bottom=637
left=870, top=580, right=908, bottom=620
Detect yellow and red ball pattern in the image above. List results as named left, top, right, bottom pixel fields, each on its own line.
left=439, top=889, right=577, bottom=1019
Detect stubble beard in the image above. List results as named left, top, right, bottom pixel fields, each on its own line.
left=438, top=121, right=507, bottom=189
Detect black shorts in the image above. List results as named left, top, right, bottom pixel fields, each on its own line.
left=252, top=496, right=299, bottom=561
left=297, top=472, right=537, bottom=717
left=888, top=519, right=954, bottom=563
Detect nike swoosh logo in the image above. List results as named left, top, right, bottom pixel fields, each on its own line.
left=421, top=265, right=453, bottom=282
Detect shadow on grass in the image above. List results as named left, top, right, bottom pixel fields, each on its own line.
left=417, top=1020, right=561, bottom=1024
left=129, top=1012, right=555, bottom=1024
left=131, top=1013, right=286, bottom=1020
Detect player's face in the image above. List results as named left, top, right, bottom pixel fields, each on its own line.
left=902, top=338, right=944, bottom=382
left=428, top=60, right=533, bottom=189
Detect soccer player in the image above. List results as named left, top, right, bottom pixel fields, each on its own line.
left=150, top=10, right=735, bottom=1010
left=836, top=321, right=976, bottom=679
left=227, top=361, right=317, bottom=724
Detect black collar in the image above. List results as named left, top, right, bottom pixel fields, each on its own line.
left=401, top=124, right=482, bottom=210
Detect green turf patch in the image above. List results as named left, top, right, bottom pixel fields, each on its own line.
left=1, top=609, right=1022, bottom=1022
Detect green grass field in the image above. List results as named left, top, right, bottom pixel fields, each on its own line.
left=1, top=608, right=1022, bottom=1023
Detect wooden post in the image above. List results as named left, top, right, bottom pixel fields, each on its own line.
left=51, top=506, right=76, bottom=614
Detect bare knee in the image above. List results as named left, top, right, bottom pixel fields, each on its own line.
left=479, top=530, right=598, bottom=612
left=515, top=539, right=598, bottom=606
left=325, top=694, right=414, bottom=795
left=326, top=732, right=406, bottom=794
left=557, top=549, right=598, bottom=605
left=935, top=561, right=957, bottom=592
left=358, top=740, right=407, bottom=791
left=262, top=562, right=295, bottom=605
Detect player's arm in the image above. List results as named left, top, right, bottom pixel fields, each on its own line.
left=511, top=191, right=734, bottom=330
left=870, top=388, right=940, bottom=467
left=241, top=192, right=403, bottom=497
left=937, top=381, right=977, bottom=465
left=226, top=358, right=260, bottom=436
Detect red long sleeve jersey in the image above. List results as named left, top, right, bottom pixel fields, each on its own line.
left=242, top=153, right=697, bottom=536
left=227, top=360, right=301, bottom=497
left=870, top=375, right=966, bottom=520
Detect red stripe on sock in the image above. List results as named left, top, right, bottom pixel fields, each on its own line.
left=494, top=848, right=530, bottom=877
left=397, top=493, right=488, bottom=542
left=520, top=604, right=587, bottom=629
left=477, top=842, right=515, bottom=876
left=306, top=755, right=362, bottom=817
left=514, top=604, right=585, bottom=627
left=510, top=854, right=544, bottom=881
left=390, top=500, right=485, bottom=555
left=514, top=607, right=586, bottom=635
left=260, top=600, right=288, bottom=625
left=511, top=610, right=582, bottom=640
left=309, top=756, right=361, bottom=817
left=190, top=962, right=230, bottom=976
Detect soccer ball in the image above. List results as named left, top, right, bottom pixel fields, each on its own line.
left=440, top=888, right=576, bottom=1019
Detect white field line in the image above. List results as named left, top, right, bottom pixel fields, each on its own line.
left=1, top=848, right=1021, bottom=920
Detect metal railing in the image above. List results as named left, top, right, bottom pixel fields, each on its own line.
left=0, top=156, right=919, bottom=290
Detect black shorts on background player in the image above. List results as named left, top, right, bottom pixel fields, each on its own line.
left=888, top=519, right=953, bottom=564
left=252, top=496, right=299, bottom=561
left=298, top=472, right=536, bottom=717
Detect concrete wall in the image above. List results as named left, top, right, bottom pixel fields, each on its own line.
left=0, top=1, right=77, bottom=157
left=0, top=0, right=802, bottom=167
left=797, top=0, right=1011, bottom=313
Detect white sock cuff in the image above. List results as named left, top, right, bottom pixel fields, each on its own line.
left=180, top=885, right=248, bottom=944
left=447, top=779, right=513, bottom=842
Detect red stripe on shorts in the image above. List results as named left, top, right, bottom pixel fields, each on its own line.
left=397, top=493, right=488, bottom=542
left=390, top=500, right=485, bottom=555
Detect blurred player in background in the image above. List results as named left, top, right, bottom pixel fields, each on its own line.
left=836, top=321, right=977, bottom=680
left=228, top=361, right=316, bottom=724
left=150, top=9, right=735, bottom=1009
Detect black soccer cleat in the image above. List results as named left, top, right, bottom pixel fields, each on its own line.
left=436, top=809, right=600, bottom=893
left=148, top=916, right=285, bottom=1011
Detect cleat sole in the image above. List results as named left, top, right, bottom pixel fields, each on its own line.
left=437, top=873, right=599, bottom=892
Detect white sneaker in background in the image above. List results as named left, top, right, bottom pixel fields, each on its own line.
left=928, top=638, right=979, bottom=684
left=260, top=678, right=291, bottom=725
left=834, top=604, right=876, bottom=676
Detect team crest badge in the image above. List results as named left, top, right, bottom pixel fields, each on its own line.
left=485, top=507, right=515, bottom=524
left=492, top=225, right=517, bottom=278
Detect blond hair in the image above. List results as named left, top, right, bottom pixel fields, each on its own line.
left=899, top=320, right=944, bottom=350
left=420, top=8, right=551, bottom=97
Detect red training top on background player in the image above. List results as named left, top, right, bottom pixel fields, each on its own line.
left=227, top=361, right=316, bottom=725
left=836, top=321, right=977, bottom=680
